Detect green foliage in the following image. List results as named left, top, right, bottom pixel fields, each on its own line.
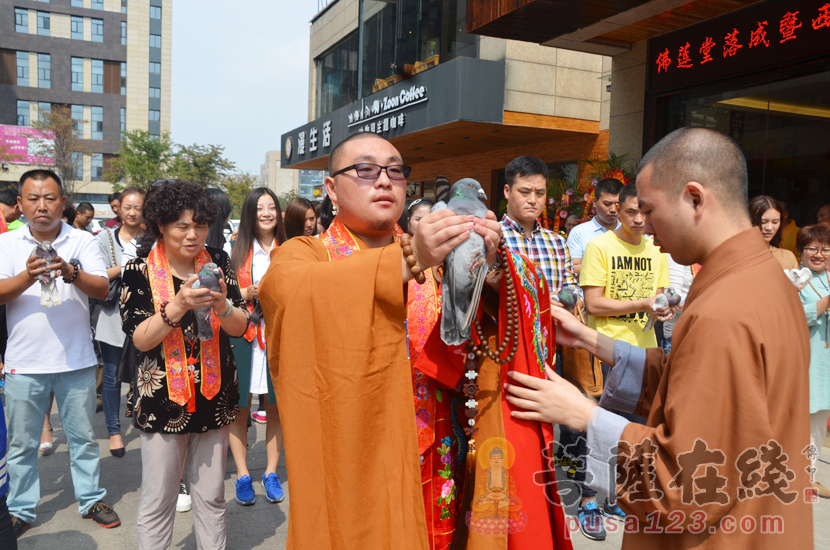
left=106, top=130, right=176, bottom=189
left=581, top=152, right=638, bottom=181
left=172, top=143, right=236, bottom=186
left=276, top=189, right=299, bottom=211
left=219, top=172, right=257, bottom=218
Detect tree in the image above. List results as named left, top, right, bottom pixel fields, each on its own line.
left=29, top=106, right=91, bottom=194
left=172, top=144, right=236, bottom=186
left=105, top=130, right=176, bottom=188
left=220, top=172, right=257, bottom=218
left=276, top=189, right=299, bottom=211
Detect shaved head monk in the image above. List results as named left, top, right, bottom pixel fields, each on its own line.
left=258, top=132, right=502, bottom=550
left=506, top=127, right=812, bottom=548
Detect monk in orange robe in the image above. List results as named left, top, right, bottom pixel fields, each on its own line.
left=258, top=132, right=503, bottom=550
left=506, top=127, right=812, bottom=548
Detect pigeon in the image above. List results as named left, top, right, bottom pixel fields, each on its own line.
left=32, top=241, right=61, bottom=308
left=191, top=263, right=222, bottom=341
left=785, top=267, right=812, bottom=288
left=552, top=287, right=579, bottom=310
left=431, top=178, right=489, bottom=346
left=642, top=287, right=681, bottom=332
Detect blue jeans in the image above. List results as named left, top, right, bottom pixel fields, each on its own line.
left=5, top=367, right=106, bottom=522
left=662, top=336, right=672, bottom=355
left=100, top=342, right=122, bottom=436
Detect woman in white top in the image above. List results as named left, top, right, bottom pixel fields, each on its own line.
left=225, top=188, right=287, bottom=505
left=95, top=186, right=146, bottom=457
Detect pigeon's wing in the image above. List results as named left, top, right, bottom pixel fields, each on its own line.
left=642, top=314, right=656, bottom=333
left=440, top=248, right=460, bottom=344
left=460, top=259, right=488, bottom=331
left=431, top=201, right=449, bottom=213
left=192, top=279, right=202, bottom=290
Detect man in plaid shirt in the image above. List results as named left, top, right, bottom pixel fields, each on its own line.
left=499, top=156, right=578, bottom=297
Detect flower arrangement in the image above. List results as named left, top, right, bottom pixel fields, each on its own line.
left=541, top=153, right=637, bottom=234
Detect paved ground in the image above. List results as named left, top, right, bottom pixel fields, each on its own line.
left=5, top=387, right=830, bottom=549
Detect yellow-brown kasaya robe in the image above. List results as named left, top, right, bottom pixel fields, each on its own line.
left=614, top=227, right=812, bottom=548
left=258, top=225, right=428, bottom=550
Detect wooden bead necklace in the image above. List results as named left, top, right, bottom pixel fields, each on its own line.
left=400, top=233, right=426, bottom=284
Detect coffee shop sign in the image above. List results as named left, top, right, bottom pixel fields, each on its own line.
left=347, top=85, right=428, bottom=128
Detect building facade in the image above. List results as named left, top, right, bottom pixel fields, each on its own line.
left=260, top=149, right=300, bottom=197
left=281, top=0, right=611, bottom=211
left=0, top=0, right=171, bottom=210
left=466, top=0, right=830, bottom=226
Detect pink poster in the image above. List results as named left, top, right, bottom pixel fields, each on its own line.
left=0, top=125, right=55, bottom=165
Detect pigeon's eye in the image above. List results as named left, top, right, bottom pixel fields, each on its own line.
left=469, top=184, right=474, bottom=188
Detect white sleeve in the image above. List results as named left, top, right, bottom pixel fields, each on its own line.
left=76, top=232, right=107, bottom=278
left=121, top=239, right=137, bottom=277
left=223, top=242, right=232, bottom=256
left=0, top=234, right=15, bottom=279
left=566, top=228, right=584, bottom=260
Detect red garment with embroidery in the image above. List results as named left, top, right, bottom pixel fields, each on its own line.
left=408, top=268, right=462, bottom=550
left=415, top=250, right=574, bottom=550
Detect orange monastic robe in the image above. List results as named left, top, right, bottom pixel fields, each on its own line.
left=259, top=224, right=428, bottom=550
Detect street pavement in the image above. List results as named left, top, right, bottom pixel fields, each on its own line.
left=5, top=387, right=830, bottom=549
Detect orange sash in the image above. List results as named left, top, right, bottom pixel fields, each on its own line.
left=236, top=246, right=265, bottom=344
left=148, top=239, right=221, bottom=407
left=0, top=209, right=8, bottom=234
left=318, top=215, right=406, bottom=260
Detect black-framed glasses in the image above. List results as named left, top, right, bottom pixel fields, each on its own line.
left=331, top=163, right=411, bottom=181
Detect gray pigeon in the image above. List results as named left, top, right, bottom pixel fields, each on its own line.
left=431, top=178, right=489, bottom=346
left=191, top=262, right=222, bottom=341
left=32, top=241, right=61, bottom=307
left=552, top=287, right=579, bottom=310
left=642, top=287, right=681, bottom=332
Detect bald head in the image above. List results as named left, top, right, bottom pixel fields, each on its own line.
left=639, top=127, right=748, bottom=217
left=328, top=132, right=394, bottom=174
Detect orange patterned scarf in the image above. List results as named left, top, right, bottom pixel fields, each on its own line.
left=236, top=243, right=276, bottom=345
left=147, top=239, right=221, bottom=408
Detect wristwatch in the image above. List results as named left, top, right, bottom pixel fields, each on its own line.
left=62, top=258, right=82, bottom=284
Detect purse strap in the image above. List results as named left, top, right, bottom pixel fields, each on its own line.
left=106, top=228, right=117, bottom=266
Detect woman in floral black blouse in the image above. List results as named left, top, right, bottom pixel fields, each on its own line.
left=121, top=180, right=248, bottom=550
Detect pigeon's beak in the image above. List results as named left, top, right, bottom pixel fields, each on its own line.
left=477, top=188, right=488, bottom=201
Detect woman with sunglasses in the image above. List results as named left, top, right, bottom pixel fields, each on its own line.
left=797, top=223, right=830, bottom=500
left=225, top=188, right=287, bottom=506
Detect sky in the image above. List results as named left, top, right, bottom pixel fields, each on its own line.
left=171, top=1, right=320, bottom=177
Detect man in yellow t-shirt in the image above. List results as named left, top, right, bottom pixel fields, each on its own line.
left=580, top=181, right=672, bottom=348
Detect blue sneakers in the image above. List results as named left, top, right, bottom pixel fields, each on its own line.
left=263, top=473, right=285, bottom=503
left=602, top=499, right=626, bottom=521
left=578, top=500, right=607, bottom=541
left=235, top=475, right=256, bottom=505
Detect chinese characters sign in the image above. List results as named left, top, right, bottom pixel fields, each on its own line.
left=0, top=126, right=55, bottom=165
left=650, top=0, right=830, bottom=92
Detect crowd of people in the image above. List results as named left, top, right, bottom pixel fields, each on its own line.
left=0, top=124, right=824, bottom=549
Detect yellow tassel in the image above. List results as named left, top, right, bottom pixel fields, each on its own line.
left=451, top=440, right=477, bottom=550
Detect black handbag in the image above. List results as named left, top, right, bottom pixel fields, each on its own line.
left=116, top=336, right=141, bottom=385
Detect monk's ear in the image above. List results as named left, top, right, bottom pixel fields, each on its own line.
left=324, top=175, right=337, bottom=203
left=685, top=181, right=705, bottom=212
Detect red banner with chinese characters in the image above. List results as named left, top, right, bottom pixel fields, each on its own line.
left=649, top=0, right=830, bottom=92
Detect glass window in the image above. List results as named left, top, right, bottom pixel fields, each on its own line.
left=120, top=107, right=126, bottom=133
left=121, top=21, right=126, bottom=45
left=121, top=62, right=127, bottom=95
left=91, top=106, right=103, bottom=140
left=16, top=52, right=29, bottom=87
left=148, top=110, right=160, bottom=122
left=38, top=102, right=50, bottom=123
left=315, top=32, right=359, bottom=117
left=91, top=0, right=103, bottom=10
left=653, top=69, right=830, bottom=227
left=71, top=104, right=84, bottom=137
left=91, top=18, right=103, bottom=42
left=360, top=0, right=447, bottom=97
left=150, top=6, right=161, bottom=19
left=91, top=153, right=103, bottom=181
left=71, top=0, right=83, bottom=6
left=71, top=16, right=83, bottom=39
left=71, top=152, right=83, bottom=181
left=15, top=8, right=28, bottom=33
left=149, top=34, right=161, bottom=48
left=17, top=100, right=30, bottom=126
left=71, top=57, right=83, bottom=91
left=122, top=0, right=127, bottom=14
left=149, top=87, right=160, bottom=98
left=38, top=54, right=50, bottom=89
left=149, top=62, right=160, bottom=74
left=37, top=11, right=50, bottom=36
left=91, top=59, right=103, bottom=93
